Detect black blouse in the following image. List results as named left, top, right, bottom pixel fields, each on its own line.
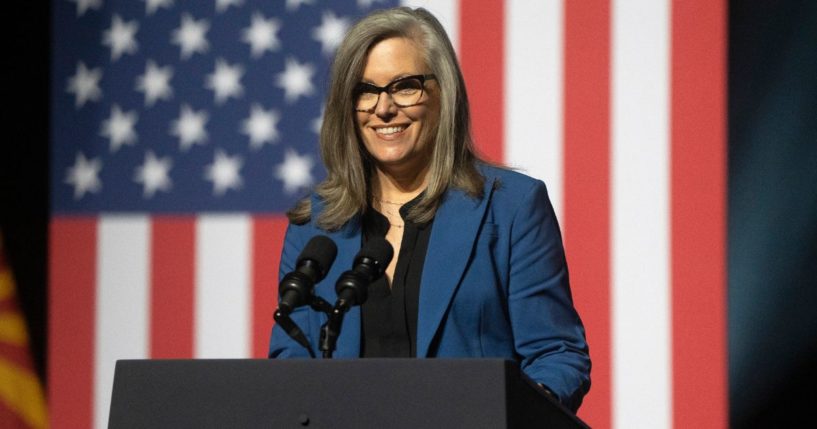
left=360, top=197, right=434, bottom=358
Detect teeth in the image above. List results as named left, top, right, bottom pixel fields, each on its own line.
left=375, top=126, right=406, bottom=135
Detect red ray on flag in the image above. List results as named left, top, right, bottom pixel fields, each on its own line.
left=1, top=232, right=48, bottom=429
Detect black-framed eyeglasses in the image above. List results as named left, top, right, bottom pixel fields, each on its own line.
left=354, top=74, right=436, bottom=112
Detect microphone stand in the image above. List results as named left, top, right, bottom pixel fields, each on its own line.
left=318, top=306, right=346, bottom=359
left=273, top=309, right=315, bottom=358
left=274, top=294, right=335, bottom=359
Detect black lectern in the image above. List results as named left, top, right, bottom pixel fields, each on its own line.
left=108, top=359, right=588, bottom=428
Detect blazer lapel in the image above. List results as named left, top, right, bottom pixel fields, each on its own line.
left=416, top=180, right=496, bottom=357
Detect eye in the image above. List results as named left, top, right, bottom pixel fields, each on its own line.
left=391, top=78, right=422, bottom=95
left=355, top=83, right=380, bottom=95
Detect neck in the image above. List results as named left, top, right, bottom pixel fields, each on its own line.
left=373, top=163, right=429, bottom=203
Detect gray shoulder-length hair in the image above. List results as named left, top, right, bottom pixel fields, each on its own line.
left=288, top=6, right=484, bottom=230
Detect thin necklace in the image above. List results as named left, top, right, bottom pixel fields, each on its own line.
left=377, top=204, right=404, bottom=229
left=381, top=210, right=404, bottom=228
left=378, top=198, right=410, bottom=205
left=375, top=198, right=407, bottom=229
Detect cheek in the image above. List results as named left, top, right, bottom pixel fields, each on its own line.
left=355, top=113, right=367, bottom=132
left=414, top=111, right=439, bottom=145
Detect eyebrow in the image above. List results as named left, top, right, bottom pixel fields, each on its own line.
left=360, top=73, right=418, bottom=85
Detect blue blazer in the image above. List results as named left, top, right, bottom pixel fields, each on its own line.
left=269, top=165, right=591, bottom=411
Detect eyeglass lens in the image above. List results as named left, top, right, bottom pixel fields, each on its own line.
left=356, top=77, right=425, bottom=110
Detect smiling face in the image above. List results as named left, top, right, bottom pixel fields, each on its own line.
left=355, top=37, right=439, bottom=177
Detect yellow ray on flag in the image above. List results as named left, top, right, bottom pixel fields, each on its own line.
left=0, top=231, right=48, bottom=428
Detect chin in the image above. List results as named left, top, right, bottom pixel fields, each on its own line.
left=366, top=144, right=414, bottom=164
left=372, top=154, right=411, bottom=167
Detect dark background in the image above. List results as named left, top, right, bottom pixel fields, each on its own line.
left=728, top=1, right=817, bottom=426
left=1, top=2, right=815, bottom=427
left=0, top=3, right=51, bottom=379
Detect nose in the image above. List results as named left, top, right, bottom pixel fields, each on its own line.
left=373, top=91, right=398, bottom=120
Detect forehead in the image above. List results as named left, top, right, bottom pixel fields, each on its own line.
left=362, top=37, right=427, bottom=83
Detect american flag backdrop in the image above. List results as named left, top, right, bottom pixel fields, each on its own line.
left=48, top=1, right=726, bottom=428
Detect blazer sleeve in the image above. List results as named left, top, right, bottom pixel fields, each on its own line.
left=268, top=222, right=316, bottom=358
left=507, top=179, right=591, bottom=412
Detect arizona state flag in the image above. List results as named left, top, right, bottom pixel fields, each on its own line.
left=0, top=233, right=47, bottom=429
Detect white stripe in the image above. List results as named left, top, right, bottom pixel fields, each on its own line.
left=401, top=0, right=459, bottom=53
left=504, top=0, right=564, bottom=221
left=195, top=215, right=251, bottom=358
left=611, top=0, right=671, bottom=428
left=95, top=216, right=150, bottom=429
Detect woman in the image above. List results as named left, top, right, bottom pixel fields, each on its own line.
left=269, top=7, right=590, bottom=412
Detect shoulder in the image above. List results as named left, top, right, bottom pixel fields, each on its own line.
left=477, top=163, right=549, bottom=201
left=289, top=192, right=361, bottom=237
left=284, top=192, right=321, bottom=235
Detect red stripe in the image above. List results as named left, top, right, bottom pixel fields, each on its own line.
left=150, top=217, right=195, bottom=358
left=251, top=216, right=288, bottom=358
left=458, top=0, right=504, bottom=163
left=49, top=218, right=96, bottom=429
left=671, top=0, right=728, bottom=427
left=563, top=1, right=611, bottom=427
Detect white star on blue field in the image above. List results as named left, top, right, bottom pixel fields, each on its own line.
left=52, top=0, right=391, bottom=213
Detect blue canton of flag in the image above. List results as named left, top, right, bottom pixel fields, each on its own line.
left=51, top=0, right=396, bottom=213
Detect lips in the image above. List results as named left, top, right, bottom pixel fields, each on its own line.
left=373, top=125, right=408, bottom=136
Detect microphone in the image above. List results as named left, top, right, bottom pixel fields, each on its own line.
left=334, top=236, right=394, bottom=312
left=277, top=235, right=338, bottom=315
left=319, top=237, right=393, bottom=358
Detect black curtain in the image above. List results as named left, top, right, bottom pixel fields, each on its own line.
left=728, top=1, right=817, bottom=426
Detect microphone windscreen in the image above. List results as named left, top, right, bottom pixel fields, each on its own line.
left=358, top=236, right=394, bottom=268
left=297, top=235, right=338, bottom=278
